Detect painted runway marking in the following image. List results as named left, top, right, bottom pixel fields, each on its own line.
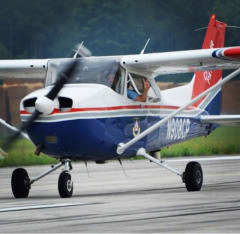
left=0, top=202, right=100, bottom=213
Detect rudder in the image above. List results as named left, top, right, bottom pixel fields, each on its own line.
left=191, top=14, right=227, bottom=114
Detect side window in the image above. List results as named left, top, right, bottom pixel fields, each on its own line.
left=127, top=74, right=141, bottom=95
left=111, top=68, right=125, bottom=95
left=127, top=73, right=161, bottom=103
left=147, top=79, right=161, bottom=103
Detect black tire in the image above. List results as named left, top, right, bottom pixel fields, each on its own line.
left=11, top=168, right=30, bottom=198
left=184, top=161, right=203, bottom=192
left=58, top=171, right=73, bottom=198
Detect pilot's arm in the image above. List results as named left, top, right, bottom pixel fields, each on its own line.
left=135, top=78, right=150, bottom=102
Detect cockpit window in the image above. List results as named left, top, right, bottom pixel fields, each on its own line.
left=45, top=58, right=120, bottom=89
left=127, top=72, right=161, bottom=103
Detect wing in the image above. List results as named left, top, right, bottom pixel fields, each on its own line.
left=200, top=115, right=240, bottom=126
left=121, top=47, right=240, bottom=78
left=0, top=59, right=49, bottom=79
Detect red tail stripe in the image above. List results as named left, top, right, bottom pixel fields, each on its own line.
left=224, top=47, right=240, bottom=59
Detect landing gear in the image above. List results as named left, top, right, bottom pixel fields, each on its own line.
left=58, top=171, right=73, bottom=198
left=11, top=160, right=73, bottom=198
left=183, top=161, right=203, bottom=191
left=137, top=148, right=203, bottom=192
left=11, top=168, right=30, bottom=198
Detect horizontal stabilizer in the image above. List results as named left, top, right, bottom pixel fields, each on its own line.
left=200, top=115, right=240, bottom=126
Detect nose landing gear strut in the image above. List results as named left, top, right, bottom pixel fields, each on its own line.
left=11, top=159, right=73, bottom=198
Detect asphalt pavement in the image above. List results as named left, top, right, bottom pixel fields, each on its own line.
left=0, top=157, right=240, bottom=233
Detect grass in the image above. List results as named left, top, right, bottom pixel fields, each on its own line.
left=0, top=139, right=58, bottom=167
left=161, top=126, right=240, bottom=158
left=0, top=126, right=240, bottom=167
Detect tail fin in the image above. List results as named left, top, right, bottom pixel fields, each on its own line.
left=191, top=14, right=227, bottom=114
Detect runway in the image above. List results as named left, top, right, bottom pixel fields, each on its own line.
left=0, top=157, right=240, bottom=232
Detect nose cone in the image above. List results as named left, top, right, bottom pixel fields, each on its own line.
left=35, top=96, right=55, bottom=116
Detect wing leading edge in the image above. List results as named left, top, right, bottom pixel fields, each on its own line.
left=2, top=47, right=240, bottom=80
left=0, top=59, right=49, bottom=79
left=121, top=46, right=240, bottom=78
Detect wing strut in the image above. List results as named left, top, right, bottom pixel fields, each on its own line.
left=117, top=67, right=240, bottom=155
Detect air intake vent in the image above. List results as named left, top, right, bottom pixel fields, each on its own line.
left=23, top=98, right=37, bottom=113
left=58, top=97, right=73, bottom=112
left=23, top=98, right=37, bottom=107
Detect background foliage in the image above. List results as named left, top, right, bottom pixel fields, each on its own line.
left=0, top=1, right=239, bottom=166
left=0, top=0, right=239, bottom=59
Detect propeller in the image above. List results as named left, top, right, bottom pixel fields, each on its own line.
left=2, top=59, right=79, bottom=152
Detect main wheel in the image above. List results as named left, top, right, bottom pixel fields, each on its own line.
left=58, top=171, right=73, bottom=198
left=184, top=161, right=203, bottom=191
left=11, top=168, right=30, bottom=198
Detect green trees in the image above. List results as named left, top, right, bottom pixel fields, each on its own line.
left=0, top=0, right=238, bottom=59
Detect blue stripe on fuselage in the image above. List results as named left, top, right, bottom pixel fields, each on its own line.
left=26, top=115, right=211, bottom=161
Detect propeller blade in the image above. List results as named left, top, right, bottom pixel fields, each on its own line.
left=2, top=110, right=41, bottom=151
left=2, top=59, right=80, bottom=152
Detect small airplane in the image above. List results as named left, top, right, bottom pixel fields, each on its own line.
left=0, top=14, right=240, bottom=198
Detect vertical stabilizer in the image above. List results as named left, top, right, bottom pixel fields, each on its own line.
left=191, top=14, right=227, bottom=114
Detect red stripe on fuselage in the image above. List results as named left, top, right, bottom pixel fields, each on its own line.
left=20, top=105, right=196, bottom=115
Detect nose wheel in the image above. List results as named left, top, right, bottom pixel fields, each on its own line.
left=11, top=160, right=74, bottom=198
left=11, top=168, right=30, bottom=198
left=58, top=171, right=73, bottom=198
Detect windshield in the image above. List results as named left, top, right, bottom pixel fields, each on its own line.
left=45, top=58, right=120, bottom=88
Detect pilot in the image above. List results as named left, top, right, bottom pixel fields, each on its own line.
left=127, top=78, right=150, bottom=102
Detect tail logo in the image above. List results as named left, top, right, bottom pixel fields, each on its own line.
left=203, top=40, right=214, bottom=85
left=210, top=40, right=214, bottom=49
left=204, top=70, right=212, bottom=85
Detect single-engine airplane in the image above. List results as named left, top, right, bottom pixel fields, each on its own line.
left=1, top=14, right=240, bottom=198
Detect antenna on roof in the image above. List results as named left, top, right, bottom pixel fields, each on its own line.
left=140, top=38, right=150, bottom=54
left=73, top=41, right=92, bottom=58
